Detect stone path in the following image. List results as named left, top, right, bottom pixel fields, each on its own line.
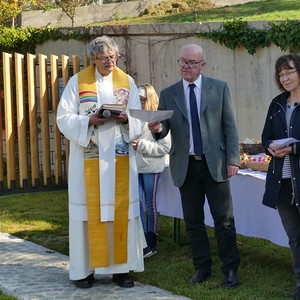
left=0, top=232, right=191, bottom=300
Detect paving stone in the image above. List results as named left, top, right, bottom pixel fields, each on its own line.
left=0, top=232, right=190, bottom=300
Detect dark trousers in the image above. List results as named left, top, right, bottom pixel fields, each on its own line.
left=179, top=157, right=240, bottom=274
left=278, top=179, right=300, bottom=287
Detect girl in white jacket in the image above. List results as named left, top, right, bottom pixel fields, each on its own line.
left=132, top=84, right=171, bottom=258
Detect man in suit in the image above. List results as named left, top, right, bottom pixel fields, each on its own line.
left=148, top=44, right=241, bottom=288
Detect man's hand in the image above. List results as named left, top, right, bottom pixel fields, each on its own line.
left=148, top=121, right=162, bottom=133
left=227, top=165, right=239, bottom=177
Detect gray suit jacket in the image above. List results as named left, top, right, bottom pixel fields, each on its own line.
left=157, top=76, right=240, bottom=187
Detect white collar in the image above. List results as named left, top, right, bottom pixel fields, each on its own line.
left=183, top=74, right=202, bottom=91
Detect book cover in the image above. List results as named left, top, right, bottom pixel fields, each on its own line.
left=96, top=104, right=124, bottom=117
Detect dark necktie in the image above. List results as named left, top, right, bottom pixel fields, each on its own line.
left=189, top=83, right=203, bottom=156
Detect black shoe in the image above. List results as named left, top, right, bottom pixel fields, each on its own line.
left=112, top=273, right=134, bottom=288
left=143, top=246, right=153, bottom=258
left=150, top=246, right=157, bottom=256
left=223, top=269, right=239, bottom=288
left=289, top=287, right=300, bottom=299
left=74, top=273, right=94, bottom=288
left=189, top=270, right=211, bottom=285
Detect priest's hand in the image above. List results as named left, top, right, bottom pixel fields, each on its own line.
left=89, top=113, right=109, bottom=126
left=111, top=111, right=128, bottom=124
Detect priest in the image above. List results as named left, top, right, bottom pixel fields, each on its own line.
left=57, top=35, right=145, bottom=289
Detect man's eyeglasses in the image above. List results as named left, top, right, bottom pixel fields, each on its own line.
left=177, top=58, right=204, bottom=68
left=94, top=55, right=116, bottom=63
left=278, top=69, right=297, bottom=79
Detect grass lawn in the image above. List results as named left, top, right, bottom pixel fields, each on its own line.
left=96, top=0, right=300, bottom=26
left=0, top=190, right=295, bottom=300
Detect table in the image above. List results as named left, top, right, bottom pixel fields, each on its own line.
left=156, top=167, right=288, bottom=248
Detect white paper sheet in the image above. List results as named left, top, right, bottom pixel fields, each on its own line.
left=129, top=109, right=173, bottom=123
left=272, top=137, right=300, bottom=150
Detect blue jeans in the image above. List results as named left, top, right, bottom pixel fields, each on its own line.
left=138, top=173, right=160, bottom=234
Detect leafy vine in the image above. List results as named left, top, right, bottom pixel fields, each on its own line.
left=1, top=20, right=300, bottom=57
left=198, top=19, right=300, bottom=55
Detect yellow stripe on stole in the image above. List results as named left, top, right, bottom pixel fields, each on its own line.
left=84, top=156, right=130, bottom=267
left=114, top=156, right=129, bottom=264
left=85, top=159, right=109, bottom=267
left=78, top=65, right=96, bottom=96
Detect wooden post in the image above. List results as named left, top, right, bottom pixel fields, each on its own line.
left=50, top=54, right=62, bottom=185
left=61, top=55, right=70, bottom=182
left=27, top=53, right=40, bottom=187
left=83, top=55, right=90, bottom=68
left=72, top=55, right=80, bottom=74
left=0, top=90, right=4, bottom=189
left=2, top=52, right=16, bottom=189
left=39, top=54, right=51, bottom=186
left=15, top=53, right=28, bottom=188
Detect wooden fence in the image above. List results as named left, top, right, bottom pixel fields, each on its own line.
left=1, top=52, right=90, bottom=194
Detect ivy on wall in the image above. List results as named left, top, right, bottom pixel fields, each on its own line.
left=1, top=19, right=300, bottom=57
left=0, top=25, right=91, bottom=55
left=199, top=19, right=300, bottom=55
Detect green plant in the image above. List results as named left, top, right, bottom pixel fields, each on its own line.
left=199, top=18, right=270, bottom=55
left=113, top=11, right=121, bottom=21
left=198, top=18, right=300, bottom=55
left=269, top=20, right=300, bottom=52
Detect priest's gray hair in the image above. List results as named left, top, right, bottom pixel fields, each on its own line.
left=88, top=35, right=119, bottom=58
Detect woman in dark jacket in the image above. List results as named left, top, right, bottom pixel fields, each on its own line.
left=262, top=53, right=300, bottom=300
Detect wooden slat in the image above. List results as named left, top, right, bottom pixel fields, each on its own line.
left=2, top=52, right=16, bottom=189
left=83, top=55, right=90, bottom=68
left=50, top=54, right=62, bottom=185
left=27, top=53, right=40, bottom=187
left=0, top=90, right=4, bottom=188
left=61, top=55, right=70, bottom=182
left=15, top=53, right=28, bottom=188
left=72, top=55, right=80, bottom=74
left=39, top=54, right=51, bottom=186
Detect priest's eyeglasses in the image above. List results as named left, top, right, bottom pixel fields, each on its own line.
left=95, top=55, right=116, bottom=63
left=177, top=58, right=204, bottom=68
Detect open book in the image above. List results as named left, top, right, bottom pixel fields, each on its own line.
left=96, top=103, right=124, bottom=117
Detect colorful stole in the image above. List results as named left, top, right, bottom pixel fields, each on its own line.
left=78, top=65, right=130, bottom=267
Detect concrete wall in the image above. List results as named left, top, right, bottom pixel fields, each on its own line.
left=36, top=22, right=286, bottom=141
left=21, top=0, right=164, bottom=28
left=20, top=0, right=262, bottom=28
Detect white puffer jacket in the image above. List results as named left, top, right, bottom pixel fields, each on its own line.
left=135, top=123, right=171, bottom=174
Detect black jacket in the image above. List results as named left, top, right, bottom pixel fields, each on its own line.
left=261, top=91, right=300, bottom=209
